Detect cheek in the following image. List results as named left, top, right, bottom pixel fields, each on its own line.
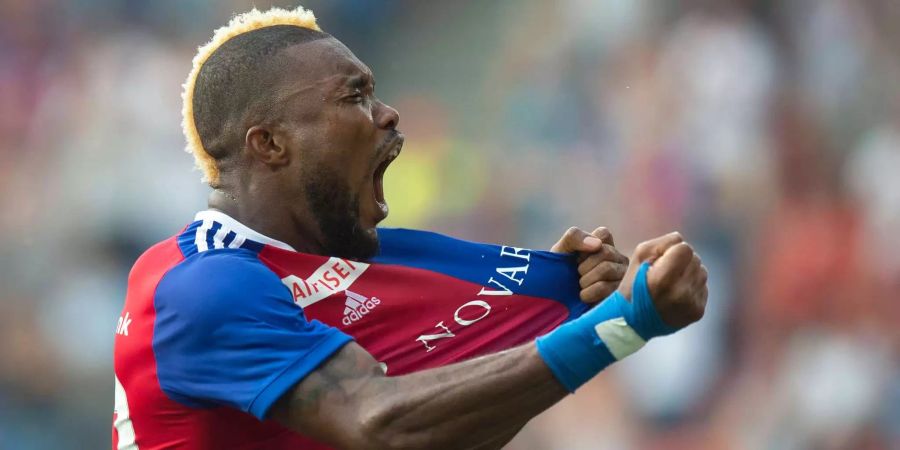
left=322, top=109, right=377, bottom=176
left=326, top=106, right=373, bottom=144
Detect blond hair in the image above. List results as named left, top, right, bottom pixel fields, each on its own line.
left=182, top=6, right=321, bottom=185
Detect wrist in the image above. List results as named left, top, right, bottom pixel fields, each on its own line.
left=535, top=262, right=677, bottom=392
left=621, top=262, right=678, bottom=341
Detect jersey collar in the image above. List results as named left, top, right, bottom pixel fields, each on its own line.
left=194, top=210, right=297, bottom=252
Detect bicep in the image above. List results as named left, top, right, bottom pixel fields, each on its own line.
left=270, top=342, right=386, bottom=449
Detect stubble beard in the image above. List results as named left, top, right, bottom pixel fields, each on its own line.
left=303, top=166, right=379, bottom=261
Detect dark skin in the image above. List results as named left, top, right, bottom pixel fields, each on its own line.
left=210, top=37, right=396, bottom=259
left=208, top=36, right=708, bottom=449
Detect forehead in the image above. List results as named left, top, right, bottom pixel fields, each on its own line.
left=277, top=37, right=373, bottom=92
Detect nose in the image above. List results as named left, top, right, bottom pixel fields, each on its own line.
left=375, top=100, right=400, bottom=130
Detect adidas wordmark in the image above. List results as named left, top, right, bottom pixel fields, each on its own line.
left=342, top=290, right=381, bottom=326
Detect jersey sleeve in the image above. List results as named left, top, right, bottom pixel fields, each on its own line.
left=152, top=249, right=352, bottom=420
left=374, top=228, right=591, bottom=321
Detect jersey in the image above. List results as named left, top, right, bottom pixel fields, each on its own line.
left=112, top=210, right=590, bottom=449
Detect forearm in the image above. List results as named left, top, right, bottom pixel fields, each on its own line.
left=274, top=342, right=565, bottom=450
left=349, top=263, right=678, bottom=448
left=273, top=261, right=690, bottom=449
left=360, top=344, right=564, bottom=449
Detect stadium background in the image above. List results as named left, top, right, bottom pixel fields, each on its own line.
left=1, top=0, right=899, bottom=448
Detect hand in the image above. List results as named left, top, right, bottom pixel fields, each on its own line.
left=551, top=226, right=629, bottom=304
left=619, top=232, right=708, bottom=328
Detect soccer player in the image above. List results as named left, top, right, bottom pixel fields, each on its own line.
left=112, top=7, right=708, bottom=450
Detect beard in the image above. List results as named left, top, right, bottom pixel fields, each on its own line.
left=303, top=166, right=379, bottom=261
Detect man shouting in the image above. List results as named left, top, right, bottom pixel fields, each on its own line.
left=112, top=6, right=708, bottom=450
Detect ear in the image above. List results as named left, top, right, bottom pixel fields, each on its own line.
left=245, top=125, right=290, bottom=168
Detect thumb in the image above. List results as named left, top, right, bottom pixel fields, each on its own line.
left=551, top=227, right=604, bottom=254
left=590, top=226, right=615, bottom=246
left=633, top=231, right=684, bottom=263
left=647, top=242, right=693, bottom=294
left=619, top=232, right=685, bottom=300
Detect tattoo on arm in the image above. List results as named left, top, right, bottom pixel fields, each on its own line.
left=288, top=347, right=375, bottom=414
left=272, top=342, right=567, bottom=450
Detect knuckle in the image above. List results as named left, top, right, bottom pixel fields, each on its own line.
left=577, top=263, right=590, bottom=276
left=681, top=291, right=707, bottom=321
left=579, top=276, right=591, bottom=289
left=598, top=263, right=616, bottom=278
left=595, top=245, right=611, bottom=258
left=579, top=290, right=590, bottom=302
left=671, top=243, right=694, bottom=262
left=577, top=258, right=589, bottom=274
left=691, top=304, right=705, bottom=322
left=565, top=226, right=580, bottom=238
left=607, top=246, right=624, bottom=260
left=578, top=253, right=600, bottom=272
left=580, top=287, right=601, bottom=303
left=634, top=242, right=650, bottom=258
left=596, top=282, right=615, bottom=297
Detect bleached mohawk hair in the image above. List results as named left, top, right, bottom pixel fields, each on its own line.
left=182, top=6, right=321, bottom=185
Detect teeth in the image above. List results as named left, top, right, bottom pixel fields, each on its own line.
left=377, top=143, right=401, bottom=170
left=385, top=148, right=399, bottom=163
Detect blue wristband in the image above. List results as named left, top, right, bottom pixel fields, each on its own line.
left=535, top=263, right=678, bottom=392
left=622, top=262, right=677, bottom=341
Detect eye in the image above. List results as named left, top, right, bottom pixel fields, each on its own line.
left=345, top=90, right=365, bottom=104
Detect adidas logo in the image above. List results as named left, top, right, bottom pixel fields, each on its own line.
left=342, top=290, right=381, bottom=326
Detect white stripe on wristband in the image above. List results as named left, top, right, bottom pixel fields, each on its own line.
left=593, top=318, right=646, bottom=360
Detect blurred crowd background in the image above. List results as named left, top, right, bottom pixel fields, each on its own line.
left=1, top=0, right=898, bottom=448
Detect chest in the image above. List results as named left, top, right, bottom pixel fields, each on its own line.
left=258, top=250, right=571, bottom=375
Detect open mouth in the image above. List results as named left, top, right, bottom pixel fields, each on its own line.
left=372, top=135, right=403, bottom=219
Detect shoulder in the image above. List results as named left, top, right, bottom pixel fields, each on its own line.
left=155, top=248, right=290, bottom=320
left=166, top=247, right=277, bottom=283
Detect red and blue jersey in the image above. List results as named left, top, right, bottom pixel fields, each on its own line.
left=112, top=210, right=589, bottom=449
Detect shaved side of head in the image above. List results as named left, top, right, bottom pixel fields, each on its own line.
left=182, top=6, right=328, bottom=186
left=192, top=26, right=330, bottom=186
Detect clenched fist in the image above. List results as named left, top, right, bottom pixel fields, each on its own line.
left=551, top=226, right=629, bottom=304
left=619, top=232, right=708, bottom=328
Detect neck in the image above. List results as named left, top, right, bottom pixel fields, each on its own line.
left=207, top=186, right=326, bottom=255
